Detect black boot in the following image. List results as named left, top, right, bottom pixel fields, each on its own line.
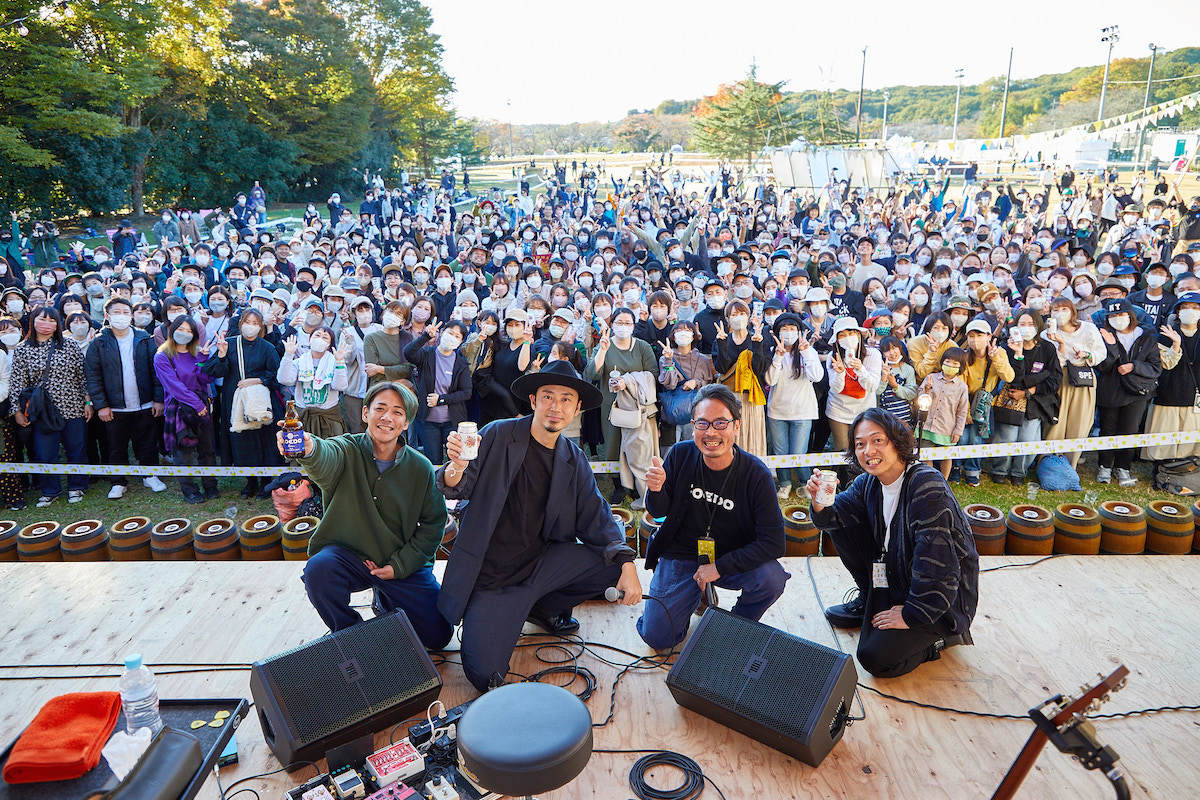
left=823, top=587, right=867, bottom=629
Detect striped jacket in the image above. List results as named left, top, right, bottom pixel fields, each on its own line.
left=813, top=462, right=979, bottom=635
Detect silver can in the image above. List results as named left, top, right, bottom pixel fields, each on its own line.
left=457, top=422, right=479, bottom=461
left=813, top=468, right=838, bottom=507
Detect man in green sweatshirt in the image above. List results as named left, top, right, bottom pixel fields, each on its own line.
left=281, top=380, right=452, bottom=650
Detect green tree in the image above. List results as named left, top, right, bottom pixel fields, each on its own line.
left=693, top=74, right=804, bottom=163
left=614, top=114, right=665, bottom=152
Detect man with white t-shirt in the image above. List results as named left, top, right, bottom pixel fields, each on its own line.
left=807, top=407, right=979, bottom=678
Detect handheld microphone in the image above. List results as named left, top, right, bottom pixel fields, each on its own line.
left=604, top=586, right=625, bottom=602
left=697, top=537, right=719, bottom=609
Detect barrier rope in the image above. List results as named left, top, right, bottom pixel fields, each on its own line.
left=2, top=431, right=1197, bottom=477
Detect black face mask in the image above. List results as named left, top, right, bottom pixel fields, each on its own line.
left=296, top=280, right=313, bottom=293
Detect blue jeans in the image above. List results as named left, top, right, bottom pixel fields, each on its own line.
left=32, top=417, right=88, bottom=497
left=956, top=420, right=987, bottom=478
left=302, top=545, right=452, bottom=650
left=420, top=419, right=454, bottom=466
left=767, top=416, right=812, bottom=487
left=636, top=558, right=791, bottom=651
left=989, top=418, right=1042, bottom=478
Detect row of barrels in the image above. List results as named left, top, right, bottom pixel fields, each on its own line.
left=0, top=515, right=319, bottom=563
left=966, top=500, right=1200, bottom=556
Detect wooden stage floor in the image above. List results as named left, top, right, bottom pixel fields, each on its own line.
left=1, top=556, right=1197, bottom=799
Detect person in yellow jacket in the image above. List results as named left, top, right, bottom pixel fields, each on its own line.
left=955, top=319, right=1014, bottom=486
left=907, top=312, right=954, bottom=382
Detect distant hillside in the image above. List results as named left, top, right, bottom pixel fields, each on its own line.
left=473, top=47, right=1200, bottom=155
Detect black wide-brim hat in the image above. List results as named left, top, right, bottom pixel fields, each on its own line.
left=511, top=360, right=603, bottom=411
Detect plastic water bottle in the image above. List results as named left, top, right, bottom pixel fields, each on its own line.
left=118, top=654, right=163, bottom=735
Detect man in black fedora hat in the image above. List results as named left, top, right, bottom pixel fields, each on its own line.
left=436, top=360, right=643, bottom=692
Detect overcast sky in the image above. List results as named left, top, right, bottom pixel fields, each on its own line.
left=423, top=0, right=1200, bottom=124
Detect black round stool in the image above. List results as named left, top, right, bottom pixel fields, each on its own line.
left=457, top=682, right=593, bottom=799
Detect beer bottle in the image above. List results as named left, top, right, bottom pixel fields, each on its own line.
left=281, top=400, right=306, bottom=457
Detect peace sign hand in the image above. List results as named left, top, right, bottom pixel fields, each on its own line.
left=796, top=329, right=811, bottom=351
left=216, top=330, right=228, bottom=357
left=660, top=341, right=674, bottom=361
left=715, top=322, right=728, bottom=340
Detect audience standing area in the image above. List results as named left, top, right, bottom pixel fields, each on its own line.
left=1, top=557, right=1196, bottom=799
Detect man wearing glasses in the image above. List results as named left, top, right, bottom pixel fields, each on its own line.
left=636, top=384, right=788, bottom=650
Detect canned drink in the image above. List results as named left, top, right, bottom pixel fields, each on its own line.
left=813, top=469, right=837, bottom=507
left=457, top=422, right=479, bottom=461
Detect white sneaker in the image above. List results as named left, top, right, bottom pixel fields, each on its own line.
left=107, top=484, right=127, bottom=500
left=143, top=476, right=167, bottom=493
left=776, top=483, right=793, bottom=501
left=1096, top=466, right=1111, bottom=484
left=68, top=490, right=84, bottom=504
left=1114, top=468, right=1137, bottom=488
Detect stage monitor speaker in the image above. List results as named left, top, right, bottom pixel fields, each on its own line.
left=250, top=609, right=442, bottom=766
left=666, top=608, right=857, bottom=767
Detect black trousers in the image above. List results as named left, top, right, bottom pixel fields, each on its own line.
left=106, top=409, right=159, bottom=486
left=1097, top=399, right=1149, bottom=470
left=828, top=516, right=954, bottom=679
left=458, top=543, right=619, bottom=693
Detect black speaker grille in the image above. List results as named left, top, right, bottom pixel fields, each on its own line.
left=265, top=613, right=440, bottom=745
left=669, top=610, right=842, bottom=739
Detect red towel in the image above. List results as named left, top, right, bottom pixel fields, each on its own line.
left=2, top=692, right=122, bottom=784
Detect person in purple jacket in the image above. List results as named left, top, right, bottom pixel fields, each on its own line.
left=153, top=315, right=218, bottom=503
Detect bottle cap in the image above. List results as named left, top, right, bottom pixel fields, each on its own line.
left=125, top=653, right=143, bottom=670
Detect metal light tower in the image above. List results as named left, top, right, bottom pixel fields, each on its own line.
left=1136, top=44, right=1159, bottom=168
left=881, top=90, right=890, bottom=142
left=952, top=68, right=964, bottom=143
left=855, top=47, right=867, bottom=144
left=999, top=48, right=1013, bottom=139
left=1098, top=26, right=1120, bottom=122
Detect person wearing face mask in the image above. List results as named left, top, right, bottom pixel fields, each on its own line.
left=765, top=313, right=824, bottom=499
left=955, top=319, right=1014, bottom=486
left=202, top=307, right=284, bottom=498
left=825, top=317, right=884, bottom=462
left=424, top=265, right=455, bottom=322
left=988, top=312, right=1062, bottom=486
left=908, top=312, right=955, bottom=382
left=82, top=297, right=167, bottom=500
left=0, top=318, right=27, bottom=508
left=65, top=311, right=95, bottom=352
left=10, top=308, right=92, bottom=507
left=1092, top=298, right=1162, bottom=487
left=402, top=319, right=472, bottom=465
left=153, top=314, right=219, bottom=503
left=656, top=321, right=714, bottom=445
left=585, top=307, right=658, bottom=505
left=1066, top=273, right=1100, bottom=320
left=822, top=265, right=867, bottom=325
left=913, top=347, right=970, bottom=480
left=1127, top=262, right=1175, bottom=329
left=712, top=300, right=771, bottom=459
left=1143, top=293, right=1200, bottom=486
left=278, top=326, right=352, bottom=439
left=1041, top=298, right=1106, bottom=470
left=363, top=298, right=415, bottom=397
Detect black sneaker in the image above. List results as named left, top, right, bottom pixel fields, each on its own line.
left=525, top=608, right=580, bottom=635
left=608, top=484, right=627, bottom=505
left=824, top=588, right=866, bottom=629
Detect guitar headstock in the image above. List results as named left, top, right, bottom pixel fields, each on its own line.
left=1052, top=665, right=1129, bottom=722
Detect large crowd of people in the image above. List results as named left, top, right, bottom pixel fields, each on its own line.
left=1, top=160, right=1199, bottom=511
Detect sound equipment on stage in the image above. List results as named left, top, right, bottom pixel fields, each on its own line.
left=992, top=665, right=1130, bottom=800
left=250, top=610, right=442, bottom=766
left=666, top=608, right=857, bottom=767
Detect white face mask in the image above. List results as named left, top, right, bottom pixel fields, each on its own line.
left=808, top=303, right=827, bottom=318
left=309, top=338, right=330, bottom=355
left=480, top=323, right=498, bottom=337
left=438, top=332, right=461, bottom=352
left=673, top=331, right=693, bottom=347
left=1180, top=308, right=1200, bottom=326
left=838, top=334, right=859, bottom=353
left=1052, top=309, right=1072, bottom=325
left=382, top=312, right=404, bottom=328
left=1146, top=274, right=1168, bottom=289
left=780, top=330, right=799, bottom=346
left=612, top=324, right=634, bottom=340
left=1017, top=325, right=1037, bottom=340
left=70, top=322, right=91, bottom=338
left=108, top=313, right=132, bottom=330
left=728, top=315, right=748, bottom=331
left=929, top=328, right=949, bottom=344
left=1108, top=314, right=1131, bottom=331
left=185, top=291, right=202, bottom=304
left=0, top=331, right=20, bottom=347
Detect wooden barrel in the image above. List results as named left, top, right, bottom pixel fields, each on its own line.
left=0, top=520, right=18, bottom=562
left=1193, top=501, right=1200, bottom=553
left=17, top=521, right=62, bottom=562
left=965, top=504, right=1006, bottom=556
left=437, top=517, right=457, bottom=559
left=782, top=505, right=819, bottom=556
left=60, top=520, right=110, bottom=562
left=637, top=512, right=662, bottom=557
left=239, top=515, right=283, bottom=560
left=110, top=516, right=153, bottom=561
left=1053, top=504, right=1101, bottom=555
left=820, top=531, right=839, bottom=557
left=611, top=508, right=634, bottom=550
left=1006, top=505, right=1054, bottom=556
left=1099, top=502, right=1146, bottom=555
left=151, top=518, right=195, bottom=561
left=194, top=518, right=241, bottom=562
left=283, top=516, right=319, bottom=561
left=1146, top=500, right=1193, bottom=555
